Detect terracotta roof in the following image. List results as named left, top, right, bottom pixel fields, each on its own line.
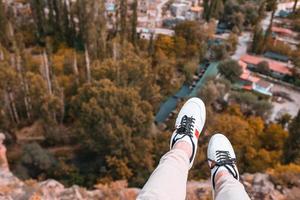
left=239, top=60, right=247, bottom=69
left=272, top=26, right=294, bottom=36
left=190, top=6, right=203, bottom=12
left=239, top=61, right=260, bottom=83
left=243, top=85, right=253, bottom=90
left=240, top=54, right=291, bottom=75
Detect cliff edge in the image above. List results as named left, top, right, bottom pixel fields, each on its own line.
left=0, top=133, right=299, bottom=200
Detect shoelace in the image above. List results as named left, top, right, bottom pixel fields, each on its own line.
left=211, top=150, right=238, bottom=190
left=177, top=115, right=195, bottom=136
left=172, top=115, right=196, bottom=163
left=215, top=150, right=235, bottom=166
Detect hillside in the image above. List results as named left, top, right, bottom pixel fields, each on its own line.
left=1, top=133, right=300, bottom=200
left=1, top=0, right=300, bottom=198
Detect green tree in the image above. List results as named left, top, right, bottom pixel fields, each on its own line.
left=29, top=0, right=47, bottom=41
left=71, top=79, right=154, bottom=185
left=261, top=123, right=288, bottom=151
left=120, top=0, right=128, bottom=44
left=293, top=0, right=299, bottom=13
left=198, top=78, right=231, bottom=105
left=174, top=21, right=210, bottom=59
left=211, top=44, right=228, bottom=60
left=205, top=0, right=224, bottom=21
left=284, top=111, right=300, bottom=164
left=131, top=0, right=138, bottom=47
left=257, top=61, right=270, bottom=75
left=276, top=113, right=292, bottom=128
left=244, top=3, right=260, bottom=27
left=226, top=33, right=238, bottom=52
left=252, top=25, right=265, bottom=54
left=0, top=0, right=8, bottom=47
left=265, top=0, right=277, bottom=42
left=218, top=59, right=242, bottom=82
left=16, top=143, right=57, bottom=179
left=229, top=91, right=273, bottom=119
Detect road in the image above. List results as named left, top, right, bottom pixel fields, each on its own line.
left=270, top=83, right=300, bottom=121
left=231, top=32, right=251, bottom=60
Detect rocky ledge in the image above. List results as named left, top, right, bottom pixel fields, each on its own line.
left=0, top=133, right=300, bottom=200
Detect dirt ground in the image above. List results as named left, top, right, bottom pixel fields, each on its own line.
left=270, top=83, right=300, bottom=121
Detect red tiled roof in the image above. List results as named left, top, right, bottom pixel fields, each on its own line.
left=240, top=54, right=291, bottom=75
left=239, top=60, right=247, bottom=69
left=272, top=26, right=294, bottom=36
left=190, top=6, right=203, bottom=12
left=243, top=85, right=253, bottom=90
left=239, top=61, right=260, bottom=83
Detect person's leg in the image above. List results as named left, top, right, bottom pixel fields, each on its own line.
left=137, top=142, right=191, bottom=200
left=137, top=98, right=206, bottom=200
left=214, top=171, right=250, bottom=200
left=207, top=134, right=250, bottom=200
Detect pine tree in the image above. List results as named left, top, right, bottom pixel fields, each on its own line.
left=0, top=0, right=7, bottom=46
left=131, top=0, right=138, bottom=47
left=252, top=25, right=264, bottom=54
left=29, top=0, right=47, bottom=41
left=264, top=0, right=277, bottom=43
left=205, top=0, right=224, bottom=21
left=120, top=0, right=127, bottom=44
left=284, top=111, right=300, bottom=164
left=293, top=0, right=299, bottom=13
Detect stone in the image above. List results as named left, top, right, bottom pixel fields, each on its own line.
left=0, top=133, right=9, bottom=172
left=0, top=141, right=299, bottom=200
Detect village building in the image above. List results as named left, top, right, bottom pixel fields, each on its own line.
left=238, top=61, right=273, bottom=96
left=240, top=54, right=292, bottom=79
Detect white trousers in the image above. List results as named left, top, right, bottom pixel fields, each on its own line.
left=137, top=149, right=251, bottom=200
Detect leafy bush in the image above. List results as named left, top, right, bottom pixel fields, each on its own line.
left=15, top=143, right=58, bottom=179
left=218, top=59, right=242, bottom=82
left=268, top=164, right=300, bottom=188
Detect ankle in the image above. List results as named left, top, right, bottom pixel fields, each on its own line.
left=173, top=141, right=192, bottom=158
left=215, top=169, right=231, bottom=184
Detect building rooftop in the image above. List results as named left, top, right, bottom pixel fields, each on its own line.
left=240, top=54, right=292, bottom=75
left=256, top=79, right=271, bottom=88
left=264, top=51, right=289, bottom=63
left=239, top=61, right=260, bottom=83
left=190, top=6, right=203, bottom=12
left=272, top=26, right=296, bottom=36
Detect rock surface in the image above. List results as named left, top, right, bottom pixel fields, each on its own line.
left=1, top=134, right=300, bottom=199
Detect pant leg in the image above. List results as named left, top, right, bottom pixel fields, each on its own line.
left=137, top=149, right=190, bottom=200
left=215, top=174, right=251, bottom=200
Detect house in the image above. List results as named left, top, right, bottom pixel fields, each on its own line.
left=137, top=27, right=174, bottom=40
left=271, top=26, right=297, bottom=38
left=263, top=51, right=289, bottom=63
left=253, top=79, right=273, bottom=96
left=170, top=1, right=190, bottom=17
left=185, top=6, right=203, bottom=20
left=138, top=0, right=149, bottom=13
left=238, top=61, right=273, bottom=96
left=271, top=26, right=299, bottom=49
left=240, top=54, right=292, bottom=79
left=276, top=10, right=291, bottom=18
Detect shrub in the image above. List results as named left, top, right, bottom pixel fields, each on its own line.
left=268, top=164, right=300, bottom=188
left=218, top=59, right=242, bottom=82
left=257, top=61, right=270, bottom=75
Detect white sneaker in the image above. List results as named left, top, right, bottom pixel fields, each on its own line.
left=207, top=134, right=239, bottom=191
left=170, top=97, right=206, bottom=169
